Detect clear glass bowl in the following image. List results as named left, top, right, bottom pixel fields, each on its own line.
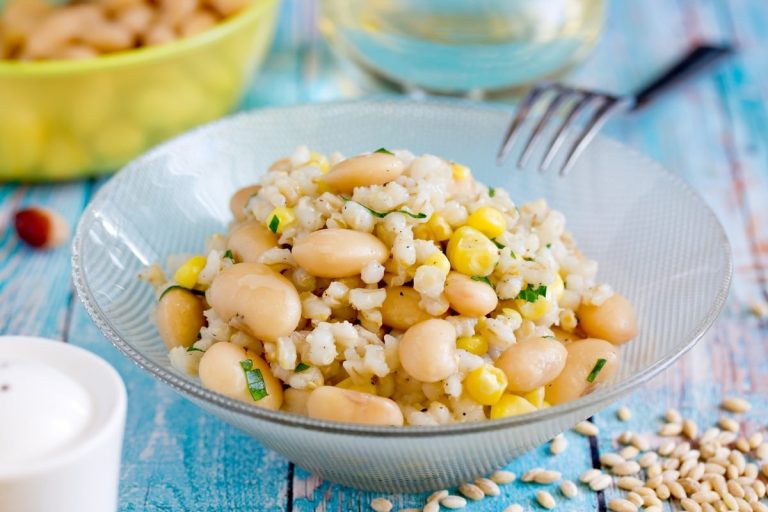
left=319, top=0, right=604, bottom=94
left=72, top=99, right=731, bottom=492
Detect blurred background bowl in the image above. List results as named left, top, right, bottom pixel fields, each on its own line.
left=0, top=0, right=279, bottom=182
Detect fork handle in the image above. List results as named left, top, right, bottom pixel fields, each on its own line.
left=630, top=44, right=734, bottom=110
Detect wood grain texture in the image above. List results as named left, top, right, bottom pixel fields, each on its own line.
left=0, top=0, right=766, bottom=510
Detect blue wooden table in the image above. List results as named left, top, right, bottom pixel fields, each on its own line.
left=2, top=1, right=767, bottom=510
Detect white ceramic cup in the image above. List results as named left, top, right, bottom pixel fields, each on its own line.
left=0, top=335, right=127, bottom=512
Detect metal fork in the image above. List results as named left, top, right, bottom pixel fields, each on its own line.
left=497, top=44, right=733, bottom=176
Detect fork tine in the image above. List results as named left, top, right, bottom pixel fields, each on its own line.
left=496, top=82, right=553, bottom=165
left=517, top=86, right=571, bottom=168
left=538, top=92, right=597, bottom=173
left=558, top=96, right=629, bottom=176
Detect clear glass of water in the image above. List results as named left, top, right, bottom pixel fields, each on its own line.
left=319, top=0, right=604, bottom=95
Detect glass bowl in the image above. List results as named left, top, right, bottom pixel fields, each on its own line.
left=72, top=99, right=731, bottom=492
left=0, top=0, right=279, bottom=182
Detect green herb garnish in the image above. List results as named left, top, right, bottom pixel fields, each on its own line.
left=586, top=358, right=607, bottom=383
left=542, top=335, right=555, bottom=339
left=223, top=249, right=234, bottom=260
left=240, top=359, right=269, bottom=401
left=491, top=238, right=505, bottom=249
left=268, top=215, right=280, bottom=233
left=516, top=283, right=547, bottom=303
left=374, top=147, right=394, bottom=155
left=471, top=275, right=493, bottom=287
left=510, top=250, right=517, bottom=259
left=159, top=285, right=204, bottom=301
left=546, top=243, right=552, bottom=249
left=523, top=256, right=535, bottom=262
left=186, top=346, right=204, bottom=353
left=295, top=362, right=310, bottom=373
left=489, top=187, right=496, bottom=197
left=341, top=198, right=426, bottom=219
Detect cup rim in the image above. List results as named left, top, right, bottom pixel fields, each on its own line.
left=0, top=335, right=127, bottom=479
left=71, top=98, right=733, bottom=437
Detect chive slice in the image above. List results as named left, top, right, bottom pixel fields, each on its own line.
left=223, top=249, right=234, bottom=260
left=491, top=238, right=505, bottom=249
left=295, top=362, right=310, bottom=373
left=541, top=335, right=555, bottom=339
left=159, top=285, right=204, bottom=301
left=341, top=197, right=426, bottom=219
left=489, top=187, right=496, bottom=197
left=268, top=215, right=280, bottom=233
left=186, top=346, right=204, bottom=353
left=516, top=284, right=547, bottom=303
left=240, top=360, right=269, bottom=401
left=546, top=243, right=552, bottom=249
left=471, top=275, right=493, bottom=287
left=587, top=358, right=607, bottom=383
left=374, top=147, right=394, bottom=155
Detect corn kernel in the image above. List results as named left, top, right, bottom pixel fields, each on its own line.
left=490, top=394, right=537, bottom=419
left=337, top=378, right=377, bottom=395
left=423, top=252, right=450, bottom=273
left=467, top=207, right=507, bottom=238
left=540, top=401, right=552, bottom=409
left=413, top=223, right=432, bottom=240
left=446, top=226, right=500, bottom=277
left=549, top=274, right=565, bottom=301
left=456, top=335, right=489, bottom=356
left=427, top=214, right=453, bottom=241
left=308, top=151, right=329, bottom=173
left=451, top=162, right=471, bottom=181
left=465, top=365, right=508, bottom=406
left=267, top=207, right=296, bottom=234
left=514, top=295, right=550, bottom=321
left=524, top=387, right=546, bottom=408
left=173, top=255, right=207, bottom=288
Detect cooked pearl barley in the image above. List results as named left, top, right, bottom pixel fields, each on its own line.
left=533, top=470, right=561, bottom=484
left=607, top=498, right=638, bottom=512
left=503, top=505, right=523, bottom=512
left=457, top=483, right=484, bottom=501
left=590, top=474, right=613, bottom=491
left=619, top=446, right=639, bottom=460
left=560, top=480, right=578, bottom=498
left=600, top=452, right=625, bottom=467
left=574, top=421, right=599, bottom=436
left=660, top=422, right=684, bottom=436
left=617, top=406, right=632, bottom=421
left=370, top=498, right=393, bottom=512
left=427, top=490, right=448, bottom=502
left=490, top=470, right=516, bottom=485
left=665, top=408, right=683, bottom=423
left=550, top=434, right=568, bottom=455
left=721, top=396, right=751, bottom=413
left=536, top=491, right=556, bottom=510
left=579, top=469, right=602, bottom=483
left=440, top=495, right=467, bottom=509
left=474, top=478, right=500, bottom=497
left=612, top=461, right=641, bottom=476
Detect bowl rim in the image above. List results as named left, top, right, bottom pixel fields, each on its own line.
left=0, top=0, right=278, bottom=76
left=71, top=98, right=733, bottom=437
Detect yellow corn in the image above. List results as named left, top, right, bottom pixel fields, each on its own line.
left=451, top=162, right=471, bottom=181
left=549, top=273, right=565, bottom=301
left=446, top=226, right=500, bottom=277
left=336, top=377, right=377, bottom=395
left=467, top=206, right=507, bottom=238
left=540, top=400, right=552, bottom=409
left=267, top=207, right=296, bottom=234
left=308, top=151, right=329, bottom=173
left=514, top=297, right=549, bottom=321
left=456, top=335, right=489, bottom=356
left=490, top=394, right=537, bottom=419
left=523, top=387, right=546, bottom=408
left=465, top=365, right=508, bottom=406
left=173, top=255, right=207, bottom=289
left=427, top=214, right=453, bottom=241
left=423, top=251, right=451, bottom=273
left=413, top=223, right=432, bottom=241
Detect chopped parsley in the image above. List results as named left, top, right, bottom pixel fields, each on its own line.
left=541, top=335, right=555, bottom=339
left=223, top=249, right=234, bottom=260
left=186, top=346, right=204, bottom=353
left=374, top=147, right=394, bottom=155
left=295, top=362, right=310, bottom=373
left=516, top=283, right=547, bottom=303
left=546, top=243, right=552, bottom=249
left=523, top=256, right=535, bottom=262
left=491, top=238, right=505, bottom=249
left=489, top=187, right=496, bottom=198
left=586, top=358, right=607, bottom=383
left=159, top=285, right=204, bottom=301
left=341, top=197, right=426, bottom=219
left=471, top=275, right=493, bottom=287
left=240, top=359, right=269, bottom=401
left=268, top=215, right=280, bottom=233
